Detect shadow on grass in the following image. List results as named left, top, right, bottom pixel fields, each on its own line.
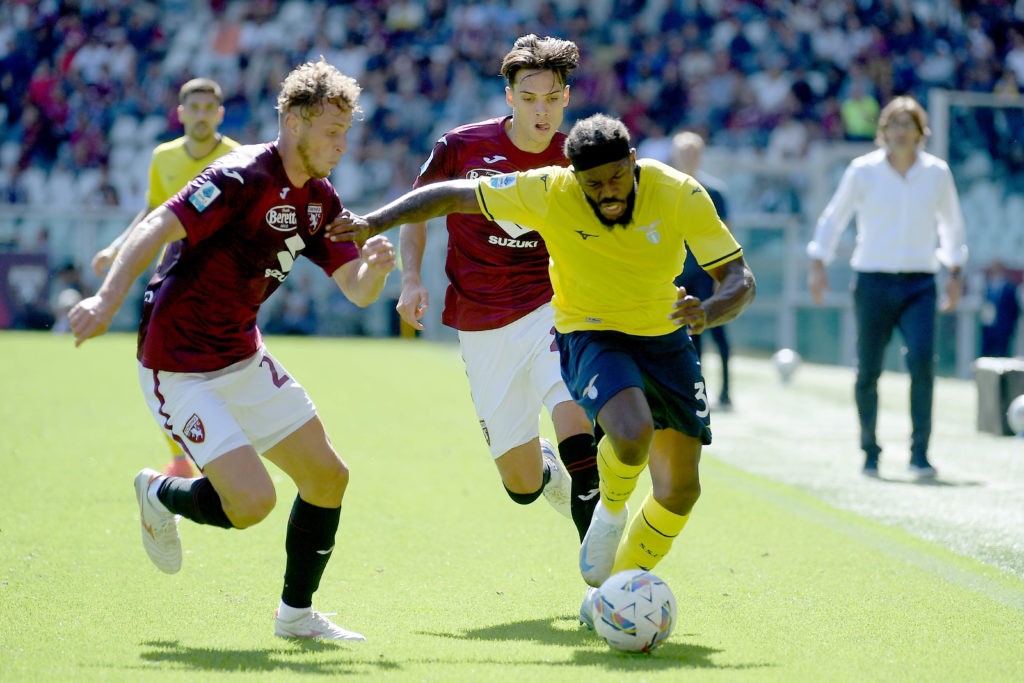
left=871, top=476, right=982, bottom=488
left=420, top=616, right=772, bottom=672
left=139, top=639, right=398, bottom=675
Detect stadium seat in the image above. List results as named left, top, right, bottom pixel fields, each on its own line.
left=108, top=116, right=139, bottom=146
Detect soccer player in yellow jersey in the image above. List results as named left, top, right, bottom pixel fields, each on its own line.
left=91, top=78, right=240, bottom=478
left=327, top=114, right=756, bottom=623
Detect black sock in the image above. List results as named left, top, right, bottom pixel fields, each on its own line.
left=503, top=468, right=547, bottom=505
left=157, top=477, right=233, bottom=528
left=558, top=433, right=600, bottom=542
left=281, top=495, right=341, bottom=609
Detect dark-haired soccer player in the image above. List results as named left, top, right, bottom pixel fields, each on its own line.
left=327, top=113, right=756, bottom=623
left=398, top=34, right=599, bottom=543
left=92, top=77, right=240, bottom=479
left=69, top=59, right=395, bottom=641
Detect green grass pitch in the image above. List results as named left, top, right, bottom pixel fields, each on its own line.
left=1, top=331, right=1021, bottom=682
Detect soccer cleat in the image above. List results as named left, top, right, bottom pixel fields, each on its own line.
left=908, top=462, right=937, bottom=479
left=540, top=437, right=572, bottom=519
left=579, top=586, right=600, bottom=629
left=162, top=457, right=196, bottom=478
left=274, top=610, right=366, bottom=641
left=134, top=468, right=182, bottom=574
left=578, top=500, right=628, bottom=587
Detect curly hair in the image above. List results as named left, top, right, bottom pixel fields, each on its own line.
left=276, top=58, right=362, bottom=122
left=500, top=34, right=580, bottom=88
left=564, top=114, right=631, bottom=171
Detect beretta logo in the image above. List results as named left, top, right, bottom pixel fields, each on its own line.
left=266, top=205, right=298, bottom=231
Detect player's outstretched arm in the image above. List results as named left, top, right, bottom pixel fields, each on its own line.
left=327, top=180, right=481, bottom=243
left=69, top=206, right=185, bottom=347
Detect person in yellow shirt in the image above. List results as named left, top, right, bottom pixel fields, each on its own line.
left=327, top=113, right=756, bottom=624
left=91, top=77, right=240, bottom=478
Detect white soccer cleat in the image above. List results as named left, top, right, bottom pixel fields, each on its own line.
left=540, top=437, right=572, bottom=519
left=578, top=500, right=628, bottom=587
left=134, top=468, right=182, bottom=574
left=274, top=610, right=366, bottom=641
left=579, top=586, right=600, bottom=629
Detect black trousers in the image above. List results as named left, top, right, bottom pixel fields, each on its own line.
left=852, top=272, right=936, bottom=464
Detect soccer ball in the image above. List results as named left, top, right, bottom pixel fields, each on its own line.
left=772, top=348, right=802, bottom=384
left=593, top=569, right=676, bottom=653
left=1008, top=395, right=1024, bottom=436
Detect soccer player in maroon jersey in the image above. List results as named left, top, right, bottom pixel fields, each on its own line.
left=397, top=35, right=600, bottom=544
left=68, top=60, right=395, bottom=641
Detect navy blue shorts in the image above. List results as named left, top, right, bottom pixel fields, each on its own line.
left=555, top=327, right=712, bottom=444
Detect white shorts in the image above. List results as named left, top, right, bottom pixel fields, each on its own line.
left=138, top=347, right=316, bottom=469
left=458, top=303, right=573, bottom=458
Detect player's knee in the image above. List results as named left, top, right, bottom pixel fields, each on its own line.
left=608, top=425, right=654, bottom=465
left=303, top=457, right=350, bottom=506
left=504, top=482, right=544, bottom=505
left=226, top=486, right=277, bottom=528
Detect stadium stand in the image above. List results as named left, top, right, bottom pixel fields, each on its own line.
left=1, top=0, right=1022, bottom=359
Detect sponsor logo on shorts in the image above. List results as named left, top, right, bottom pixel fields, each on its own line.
left=188, top=181, right=221, bottom=212
left=183, top=414, right=206, bottom=443
left=479, top=419, right=490, bottom=446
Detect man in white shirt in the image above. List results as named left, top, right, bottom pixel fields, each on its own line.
left=807, top=96, right=967, bottom=479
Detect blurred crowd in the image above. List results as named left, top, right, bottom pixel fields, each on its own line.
left=3, top=0, right=1024, bottom=211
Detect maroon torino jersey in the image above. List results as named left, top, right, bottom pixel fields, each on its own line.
left=138, top=143, right=359, bottom=372
left=415, top=116, right=568, bottom=330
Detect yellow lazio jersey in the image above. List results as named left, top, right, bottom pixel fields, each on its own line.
left=475, top=158, right=743, bottom=336
left=147, top=135, right=240, bottom=206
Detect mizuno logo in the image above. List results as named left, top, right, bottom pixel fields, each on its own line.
left=577, top=488, right=600, bottom=502
left=483, top=155, right=507, bottom=164
left=576, top=230, right=599, bottom=240
left=315, top=545, right=335, bottom=556
left=224, top=170, right=244, bottom=184
left=691, top=186, right=702, bottom=195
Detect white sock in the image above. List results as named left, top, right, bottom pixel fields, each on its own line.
left=277, top=601, right=311, bottom=622
left=596, top=500, right=627, bottom=522
left=147, top=478, right=170, bottom=514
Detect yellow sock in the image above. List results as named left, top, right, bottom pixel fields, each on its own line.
left=163, top=432, right=181, bottom=454
left=611, top=491, right=690, bottom=574
left=597, top=436, right=648, bottom=514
